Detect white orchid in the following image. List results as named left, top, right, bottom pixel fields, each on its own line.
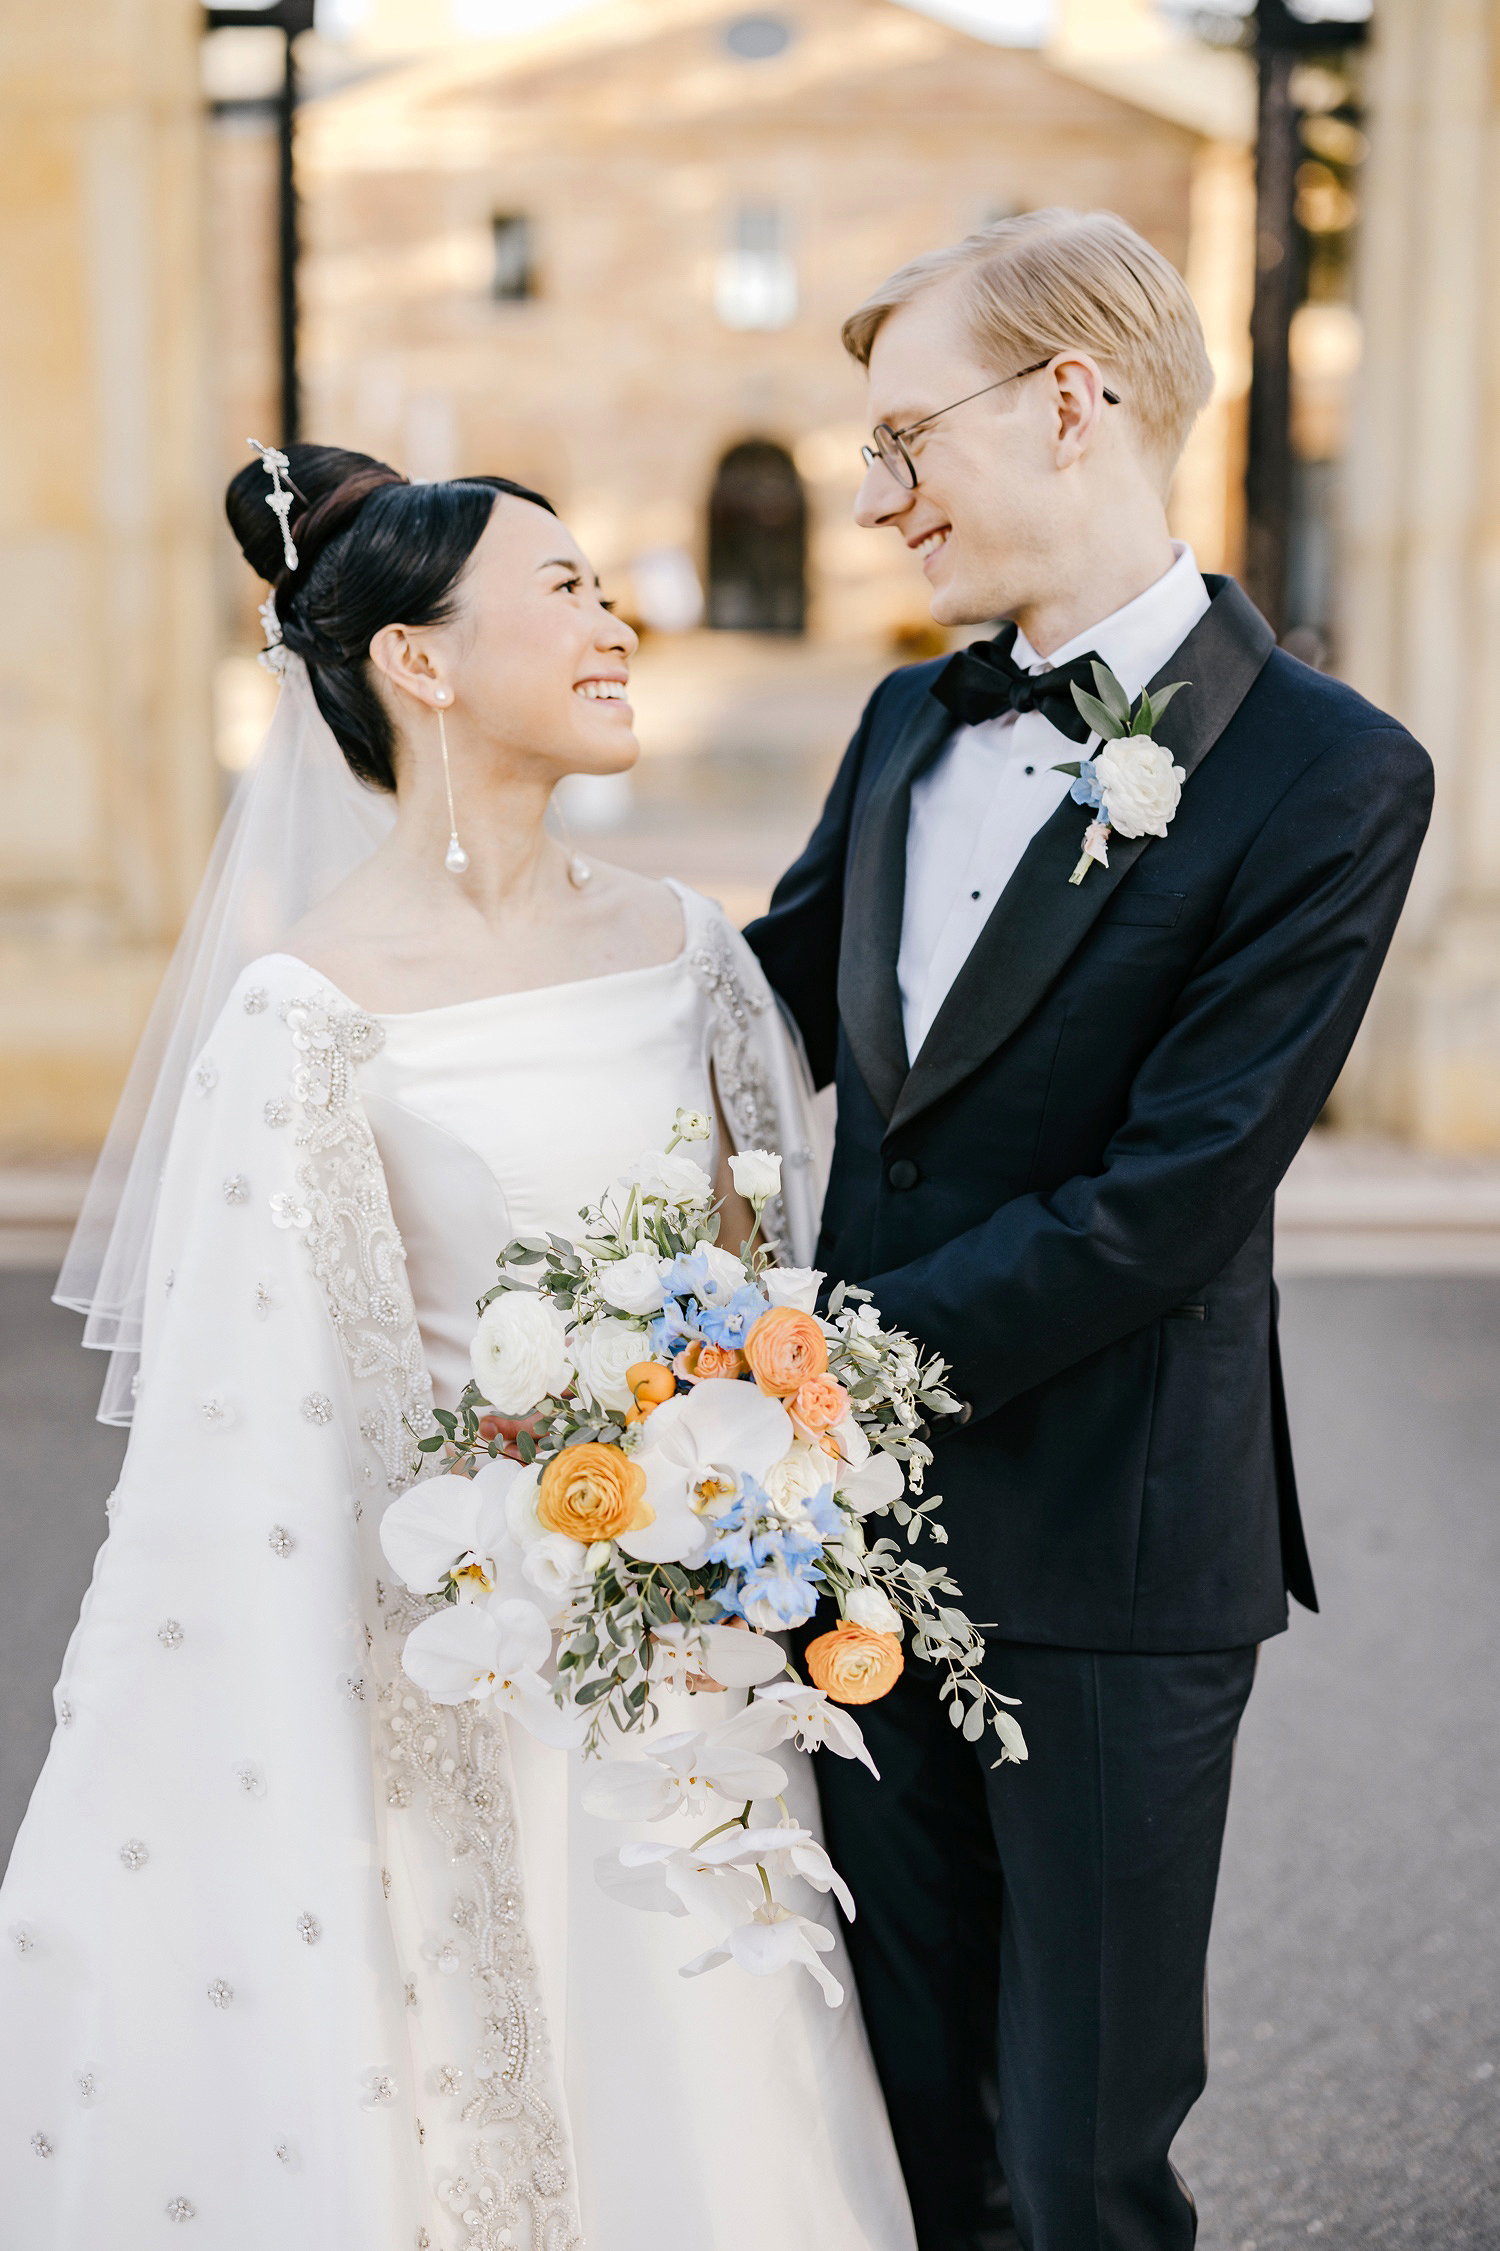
left=650, top=1620, right=787, bottom=1691
left=578, top=1727, right=788, bottom=1823
left=470, top=1290, right=571, bottom=1417
left=400, top=1592, right=582, bottom=1743
left=379, top=1458, right=521, bottom=1598
left=595, top=1842, right=762, bottom=1940
left=682, top=1901, right=845, bottom=2007
left=723, top=1684, right=879, bottom=1776
left=835, top=1450, right=906, bottom=1515
left=596, top=1249, right=668, bottom=1316
left=763, top=1439, right=833, bottom=1522
left=622, top=1380, right=793, bottom=1565
left=704, top=1823, right=856, bottom=1921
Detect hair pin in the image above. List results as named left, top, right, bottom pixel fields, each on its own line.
left=247, top=439, right=299, bottom=572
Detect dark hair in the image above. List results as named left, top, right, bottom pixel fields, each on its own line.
left=225, top=443, right=557, bottom=791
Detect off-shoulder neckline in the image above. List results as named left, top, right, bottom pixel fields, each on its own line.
left=254, top=879, right=704, bottom=1022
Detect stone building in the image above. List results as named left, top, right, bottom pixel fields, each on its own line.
left=291, top=0, right=1238, bottom=652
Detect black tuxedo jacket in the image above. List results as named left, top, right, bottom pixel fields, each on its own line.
left=746, top=579, right=1432, bottom=1652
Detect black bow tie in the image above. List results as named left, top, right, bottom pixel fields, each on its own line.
left=931, top=625, right=1104, bottom=745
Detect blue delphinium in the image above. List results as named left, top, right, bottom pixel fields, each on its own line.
left=697, top=1284, right=768, bottom=1351
left=707, top=1485, right=829, bottom=1632
left=645, top=1295, right=699, bottom=1359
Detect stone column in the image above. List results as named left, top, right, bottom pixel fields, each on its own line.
left=1338, top=0, right=1500, bottom=1149
left=0, top=0, right=214, bottom=1156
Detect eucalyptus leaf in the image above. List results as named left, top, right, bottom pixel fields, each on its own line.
left=1091, top=659, right=1132, bottom=726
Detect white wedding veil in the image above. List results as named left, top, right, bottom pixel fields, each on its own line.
left=55, top=657, right=394, bottom=1423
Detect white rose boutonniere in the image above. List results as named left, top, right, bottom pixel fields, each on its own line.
left=1055, top=661, right=1189, bottom=886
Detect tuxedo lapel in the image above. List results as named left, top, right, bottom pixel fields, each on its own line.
left=836, top=687, right=953, bottom=1121
left=885, top=576, right=1275, bottom=1139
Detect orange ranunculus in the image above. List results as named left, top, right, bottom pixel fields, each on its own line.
left=789, top=1373, right=849, bottom=1438
left=537, top=1443, right=652, bottom=1543
left=744, top=1305, right=828, bottom=1397
left=805, top=1622, right=905, bottom=1705
left=676, top=1341, right=747, bottom=1383
left=624, top=1361, right=676, bottom=1424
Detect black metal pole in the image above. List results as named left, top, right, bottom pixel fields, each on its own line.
left=277, top=28, right=299, bottom=446
left=1245, top=42, right=1299, bottom=635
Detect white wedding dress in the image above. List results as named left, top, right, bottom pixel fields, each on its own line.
left=0, top=878, right=915, bottom=2251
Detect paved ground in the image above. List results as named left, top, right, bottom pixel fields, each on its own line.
left=1, top=1272, right=1496, bottom=2246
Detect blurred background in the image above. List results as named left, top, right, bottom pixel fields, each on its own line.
left=1, top=3, right=1497, bottom=2245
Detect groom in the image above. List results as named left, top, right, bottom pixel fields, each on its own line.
left=745, top=210, right=1431, bottom=2251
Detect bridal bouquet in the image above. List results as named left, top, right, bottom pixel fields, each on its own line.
left=378, top=1110, right=1024, bottom=2002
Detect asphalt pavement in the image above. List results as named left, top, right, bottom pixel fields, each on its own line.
left=1, top=1270, right=1496, bottom=2248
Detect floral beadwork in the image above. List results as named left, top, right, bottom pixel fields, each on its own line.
left=207, top=1980, right=234, bottom=2009
left=223, top=1174, right=251, bottom=1206
left=268, top=1525, right=295, bottom=1558
left=31, top=2131, right=52, bottom=2158
left=243, top=986, right=268, bottom=1015
left=119, top=1839, right=149, bottom=1871
left=264, top=1097, right=291, bottom=1128
left=296, top=1912, right=322, bottom=1946
left=192, top=1057, right=218, bottom=1096
left=166, top=2198, right=196, bottom=2222
left=300, top=1392, right=334, bottom=1425
left=157, top=1619, right=185, bottom=1651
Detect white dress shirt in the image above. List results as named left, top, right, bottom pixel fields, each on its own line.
left=897, top=542, right=1212, bottom=1061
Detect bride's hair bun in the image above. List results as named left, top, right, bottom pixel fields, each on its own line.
left=224, top=443, right=556, bottom=793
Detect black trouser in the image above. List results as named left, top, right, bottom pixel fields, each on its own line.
left=813, top=1640, right=1257, bottom=2251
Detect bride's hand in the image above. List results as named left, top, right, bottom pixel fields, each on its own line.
left=477, top=1411, right=544, bottom=1461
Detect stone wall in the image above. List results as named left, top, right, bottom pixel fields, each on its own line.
left=0, top=0, right=214, bottom=1156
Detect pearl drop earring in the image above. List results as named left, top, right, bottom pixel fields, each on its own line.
left=434, top=689, right=468, bottom=875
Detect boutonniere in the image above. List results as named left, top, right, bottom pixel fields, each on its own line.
left=1053, top=663, right=1189, bottom=885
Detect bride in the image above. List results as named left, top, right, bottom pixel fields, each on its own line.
left=0, top=446, right=915, bottom=2251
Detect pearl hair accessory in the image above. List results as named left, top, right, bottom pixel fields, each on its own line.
left=247, top=439, right=299, bottom=572
left=434, top=687, right=468, bottom=875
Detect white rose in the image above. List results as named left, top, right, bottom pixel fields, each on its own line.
left=729, top=1148, right=782, bottom=1202
left=1093, top=737, right=1186, bottom=841
left=571, top=1316, right=645, bottom=1417
left=845, top=1584, right=902, bottom=1637
left=470, top=1292, right=572, bottom=1417
left=598, top=1250, right=668, bottom=1316
left=521, top=1531, right=588, bottom=1610
left=763, top=1440, right=835, bottom=1522
left=764, top=1265, right=824, bottom=1313
left=628, top=1151, right=714, bottom=1206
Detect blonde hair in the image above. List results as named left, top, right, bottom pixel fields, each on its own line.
left=842, top=208, right=1213, bottom=477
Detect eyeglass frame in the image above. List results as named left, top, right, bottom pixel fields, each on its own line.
left=860, top=356, right=1122, bottom=490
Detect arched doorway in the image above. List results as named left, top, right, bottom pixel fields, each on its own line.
left=707, top=440, right=807, bottom=632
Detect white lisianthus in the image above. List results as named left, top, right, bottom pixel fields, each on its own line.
left=764, top=1265, right=824, bottom=1313
left=845, top=1584, right=903, bottom=1638
left=521, top=1531, right=589, bottom=1610
left=471, top=1291, right=571, bottom=1417
left=671, top=1108, right=713, bottom=1145
left=1093, top=736, right=1186, bottom=841
left=628, top=1151, right=714, bottom=1206
left=729, top=1148, right=782, bottom=1203
left=598, top=1250, right=668, bottom=1316
left=763, top=1440, right=834, bottom=1522
left=571, top=1316, right=645, bottom=1416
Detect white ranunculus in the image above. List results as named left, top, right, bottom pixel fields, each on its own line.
left=729, top=1148, right=782, bottom=1203
left=1093, top=736, right=1187, bottom=841
left=845, top=1583, right=903, bottom=1638
left=597, top=1250, right=668, bottom=1316
left=764, top=1265, right=824, bottom=1313
left=379, top=1456, right=521, bottom=1595
left=521, top=1531, right=589, bottom=1610
left=837, top=1451, right=906, bottom=1515
left=628, top=1151, right=714, bottom=1206
left=470, top=1290, right=572, bottom=1417
left=763, top=1440, right=834, bottom=1522
left=571, top=1316, right=645, bottom=1416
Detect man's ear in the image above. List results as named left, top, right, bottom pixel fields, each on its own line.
left=1050, top=354, right=1112, bottom=469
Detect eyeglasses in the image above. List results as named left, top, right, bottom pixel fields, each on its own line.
left=860, top=358, right=1122, bottom=491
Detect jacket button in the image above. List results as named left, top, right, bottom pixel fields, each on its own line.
left=887, top=1158, right=919, bottom=1191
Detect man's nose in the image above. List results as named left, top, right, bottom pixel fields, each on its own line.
left=854, top=458, right=912, bottom=529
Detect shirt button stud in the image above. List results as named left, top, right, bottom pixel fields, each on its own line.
left=887, top=1158, right=920, bottom=1191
